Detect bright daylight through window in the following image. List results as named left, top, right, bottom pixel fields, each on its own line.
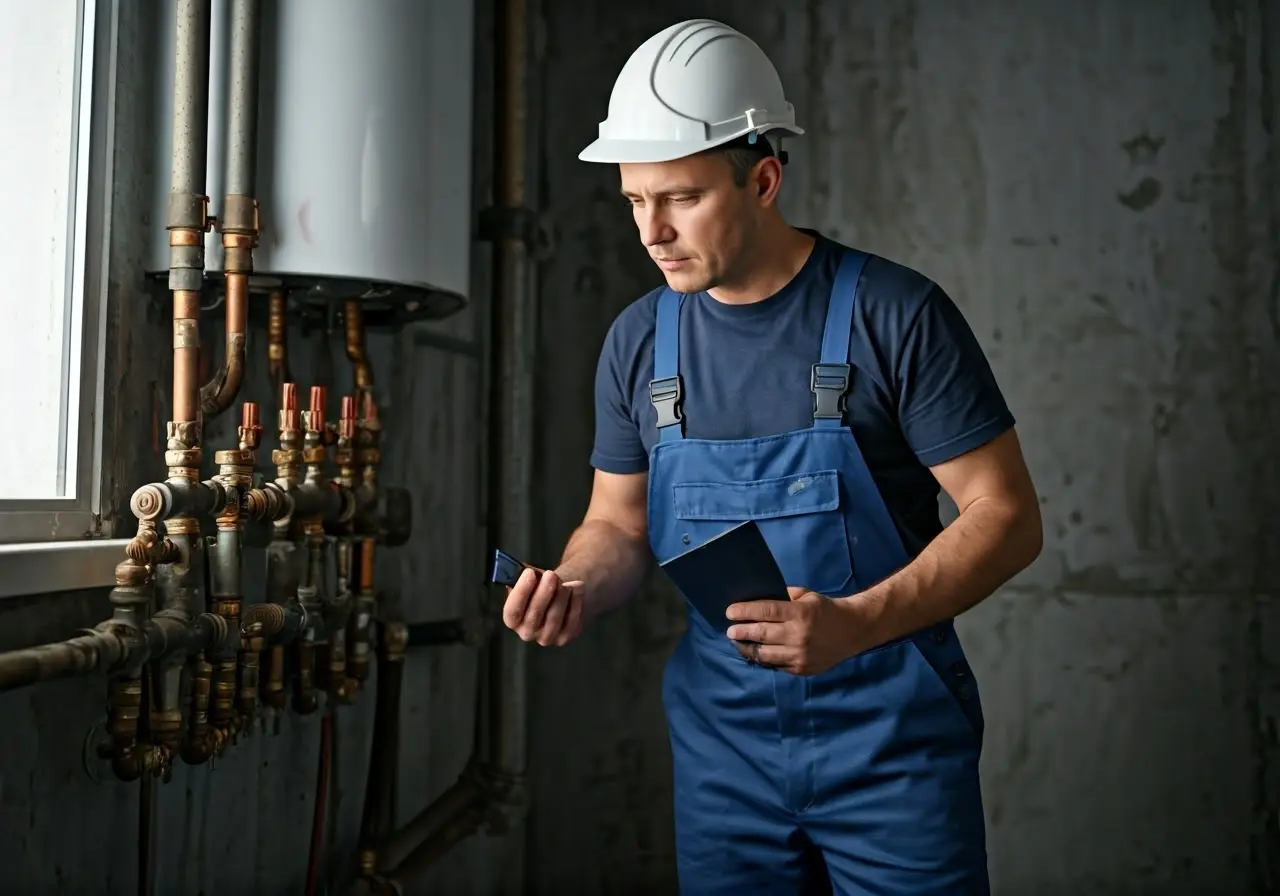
left=0, top=4, right=96, bottom=504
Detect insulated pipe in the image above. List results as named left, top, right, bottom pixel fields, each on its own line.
left=224, top=0, right=260, bottom=197
left=168, top=0, right=212, bottom=430
left=202, top=0, right=261, bottom=418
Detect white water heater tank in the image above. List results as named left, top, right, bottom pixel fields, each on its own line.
left=146, top=0, right=475, bottom=325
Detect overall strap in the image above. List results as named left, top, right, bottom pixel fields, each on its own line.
left=812, top=250, right=869, bottom=429
left=650, top=287, right=686, bottom=441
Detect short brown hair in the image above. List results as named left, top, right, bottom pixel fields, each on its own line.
left=710, top=134, right=778, bottom=187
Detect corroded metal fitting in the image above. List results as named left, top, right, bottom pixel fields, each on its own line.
left=383, top=621, right=409, bottom=660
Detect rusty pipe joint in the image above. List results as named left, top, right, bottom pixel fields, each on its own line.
left=241, top=601, right=306, bottom=645
left=131, top=479, right=226, bottom=523
left=145, top=610, right=226, bottom=664
left=165, top=419, right=204, bottom=482
left=243, top=481, right=291, bottom=522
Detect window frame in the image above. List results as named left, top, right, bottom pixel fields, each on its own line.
left=0, top=0, right=110, bottom=547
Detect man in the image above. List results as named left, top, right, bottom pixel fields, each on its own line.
left=502, top=18, right=1042, bottom=896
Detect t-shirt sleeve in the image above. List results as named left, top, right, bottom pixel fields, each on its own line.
left=589, top=318, right=649, bottom=474
left=894, top=283, right=1016, bottom=467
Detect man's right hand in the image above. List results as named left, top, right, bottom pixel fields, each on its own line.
left=501, top=566, right=585, bottom=647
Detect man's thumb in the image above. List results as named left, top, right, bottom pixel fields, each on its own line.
left=786, top=586, right=808, bottom=601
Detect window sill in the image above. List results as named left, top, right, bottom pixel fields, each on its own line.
left=0, top=538, right=132, bottom=600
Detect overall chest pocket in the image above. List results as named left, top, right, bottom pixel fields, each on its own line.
left=671, top=469, right=855, bottom=597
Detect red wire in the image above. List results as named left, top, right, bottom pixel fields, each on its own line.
left=305, top=709, right=333, bottom=896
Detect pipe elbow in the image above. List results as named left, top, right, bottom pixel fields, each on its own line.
left=200, top=336, right=246, bottom=416
left=179, top=729, right=225, bottom=765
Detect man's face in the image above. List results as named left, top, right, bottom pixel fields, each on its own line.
left=619, top=153, right=756, bottom=294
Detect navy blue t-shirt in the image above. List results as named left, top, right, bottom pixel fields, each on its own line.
left=590, top=232, right=1016, bottom=557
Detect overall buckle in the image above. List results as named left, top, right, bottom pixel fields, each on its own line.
left=649, top=375, right=685, bottom=431
left=810, top=363, right=851, bottom=421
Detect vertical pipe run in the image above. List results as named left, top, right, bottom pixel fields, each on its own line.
left=225, top=0, right=260, bottom=196
left=484, top=0, right=533, bottom=796
left=268, top=290, right=289, bottom=393
left=202, top=0, right=260, bottom=418
left=169, top=0, right=211, bottom=201
left=373, top=0, right=536, bottom=885
left=357, top=622, right=407, bottom=876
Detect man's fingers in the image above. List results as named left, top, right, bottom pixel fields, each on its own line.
left=537, top=586, right=570, bottom=646
left=553, top=587, right=584, bottom=646
left=724, top=599, right=792, bottom=623
left=725, top=621, right=788, bottom=644
left=501, top=567, right=540, bottom=629
left=517, top=569, right=561, bottom=640
left=755, top=643, right=793, bottom=669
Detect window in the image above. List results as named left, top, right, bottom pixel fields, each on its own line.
left=0, top=0, right=107, bottom=543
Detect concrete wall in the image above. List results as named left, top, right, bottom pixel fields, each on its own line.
left=2, top=1, right=1277, bottom=895
left=528, top=0, right=1280, bottom=894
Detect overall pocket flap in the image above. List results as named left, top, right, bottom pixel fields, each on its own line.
left=672, top=470, right=841, bottom=521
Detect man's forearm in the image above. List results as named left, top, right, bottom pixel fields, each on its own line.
left=556, top=519, right=651, bottom=620
left=849, top=497, right=1043, bottom=646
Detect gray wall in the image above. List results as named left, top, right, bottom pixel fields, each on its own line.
left=1, top=1, right=1277, bottom=895
left=527, top=0, right=1280, bottom=894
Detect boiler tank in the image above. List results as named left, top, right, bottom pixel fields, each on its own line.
left=146, top=0, right=475, bottom=328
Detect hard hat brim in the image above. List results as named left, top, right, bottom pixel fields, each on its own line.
left=578, top=126, right=803, bottom=165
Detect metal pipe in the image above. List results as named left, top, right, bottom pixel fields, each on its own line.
left=348, top=392, right=381, bottom=689
left=0, top=632, right=122, bottom=693
left=370, top=0, right=535, bottom=879
left=484, top=0, right=535, bottom=793
left=305, top=709, right=335, bottom=896
left=202, top=0, right=261, bottom=419
left=344, top=300, right=373, bottom=396
left=168, top=0, right=213, bottom=429
left=139, top=772, right=155, bottom=896
left=268, top=290, right=290, bottom=394
left=325, top=394, right=361, bottom=701
left=200, top=274, right=248, bottom=416
left=405, top=618, right=473, bottom=649
left=224, top=0, right=260, bottom=196
left=264, top=383, right=305, bottom=716
left=149, top=531, right=206, bottom=755
left=356, top=622, right=407, bottom=876
left=170, top=0, right=211, bottom=199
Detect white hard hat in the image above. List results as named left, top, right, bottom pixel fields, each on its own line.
left=578, top=19, right=803, bottom=165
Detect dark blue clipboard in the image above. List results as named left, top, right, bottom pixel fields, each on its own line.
left=658, top=519, right=789, bottom=633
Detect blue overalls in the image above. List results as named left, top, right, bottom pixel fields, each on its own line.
left=646, top=250, right=991, bottom=895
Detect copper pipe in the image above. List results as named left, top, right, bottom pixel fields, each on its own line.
left=265, top=382, right=304, bottom=715
left=202, top=0, right=260, bottom=420
left=172, top=288, right=201, bottom=424
left=199, top=273, right=248, bottom=417
left=268, top=290, right=290, bottom=392
left=344, top=299, right=373, bottom=393
left=293, top=386, right=328, bottom=715
left=349, top=393, right=381, bottom=687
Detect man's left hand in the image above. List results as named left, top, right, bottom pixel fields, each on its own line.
left=725, top=587, right=877, bottom=676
